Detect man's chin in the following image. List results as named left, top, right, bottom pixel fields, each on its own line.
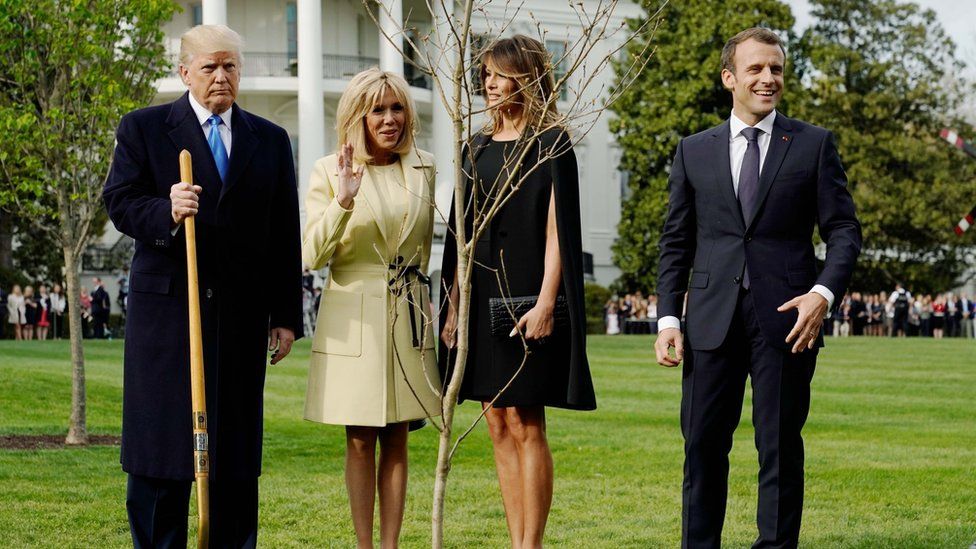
left=207, top=99, right=235, bottom=113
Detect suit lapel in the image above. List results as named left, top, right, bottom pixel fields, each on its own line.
left=165, top=93, right=222, bottom=202
left=746, top=114, right=794, bottom=229
left=710, top=121, right=745, bottom=232
left=399, top=148, right=433, bottom=250
left=219, top=106, right=259, bottom=204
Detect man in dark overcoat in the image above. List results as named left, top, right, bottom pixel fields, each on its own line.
left=103, top=24, right=303, bottom=548
left=90, top=277, right=111, bottom=338
left=655, top=28, right=861, bottom=548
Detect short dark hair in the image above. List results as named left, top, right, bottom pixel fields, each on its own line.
left=721, top=27, right=785, bottom=73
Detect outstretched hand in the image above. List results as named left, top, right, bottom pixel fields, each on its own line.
left=778, top=292, right=828, bottom=353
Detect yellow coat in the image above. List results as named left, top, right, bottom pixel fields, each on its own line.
left=302, top=148, right=442, bottom=426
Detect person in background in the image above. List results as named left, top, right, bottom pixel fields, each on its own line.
left=49, top=284, right=66, bottom=339
left=302, top=267, right=315, bottom=292
left=833, top=294, right=851, bottom=337
left=918, top=294, right=932, bottom=337
left=961, top=294, right=974, bottom=338
left=932, top=295, right=946, bottom=339
left=22, top=285, right=36, bottom=340
left=888, top=282, right=911, bottom=337
left=90, top=277, right=111, bottom=339
left=79, top=286, right=93, bottom=338
left=945, top=293, right=959, bottom=337
left=850, top=291, right=866, bottom=336
left=907, top=296, right=921, bottom=337
left=117, top=266, right=129, bottom=316
left=7, top=284, right=23, bottom=340
left=36, top=284, right=51, bottom=340
left=606, top=300, right=621, bottom=335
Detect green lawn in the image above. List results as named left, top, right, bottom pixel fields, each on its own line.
left=0, top=336, right=974, bottom=547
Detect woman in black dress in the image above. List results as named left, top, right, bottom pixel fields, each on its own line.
left=440, top=35, right=596, bottom=548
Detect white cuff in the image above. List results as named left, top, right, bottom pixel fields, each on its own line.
left=658, top=315, right=681, bottom=332
left=171, top=224, right=181, bottom=236
left=811, top=284, right=835, bottom=309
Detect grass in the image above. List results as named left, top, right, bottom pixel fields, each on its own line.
left=0, top=336, right=974, bottom=547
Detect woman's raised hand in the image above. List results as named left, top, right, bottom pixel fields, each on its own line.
left=336, top=143, right=364, bottom=209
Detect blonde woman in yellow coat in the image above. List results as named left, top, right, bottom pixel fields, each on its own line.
left=302, top=69, right=441, bottom=548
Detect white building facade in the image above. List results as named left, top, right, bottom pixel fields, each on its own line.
left=151, top=0, right=639, bottom=286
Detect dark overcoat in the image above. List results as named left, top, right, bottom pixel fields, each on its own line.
left=104, top=93, right=304, bottom=480
left=439, top=129, right=596, bottom=410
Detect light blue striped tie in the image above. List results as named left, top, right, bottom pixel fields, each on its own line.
left=207, top=114, right=229, bottom=183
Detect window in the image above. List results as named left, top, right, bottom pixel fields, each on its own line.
left=286, top=3, right=297, bottom=62
left=191, top=3, right=202, bottom=26
left=545, top=40, right=568, bottom=101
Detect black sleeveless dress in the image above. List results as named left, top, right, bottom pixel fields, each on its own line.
left=441, top=132, right=596, bottom=410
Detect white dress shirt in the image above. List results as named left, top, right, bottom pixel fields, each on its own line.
left=173, top=94, right=233, bottom=235
left=658, top=110, right=834, bottom=333
left=187, top=92, right=232, bottom=157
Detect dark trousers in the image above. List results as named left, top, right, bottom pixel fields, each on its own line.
left=126, top=474, right=259, bottom=549
left=681, top=290, right=816, bottom=549
left=93, top=311, right=109, bottom=338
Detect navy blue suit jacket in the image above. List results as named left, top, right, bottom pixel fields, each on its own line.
left=104, top=93, right=303, bottom=480
left=657, top=114, right=862, bottom=351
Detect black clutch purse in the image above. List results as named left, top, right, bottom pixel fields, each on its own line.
left=488, top=295, right=570, bottom=336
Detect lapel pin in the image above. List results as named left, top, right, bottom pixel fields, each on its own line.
left=782, top=136, right=790, bottom=141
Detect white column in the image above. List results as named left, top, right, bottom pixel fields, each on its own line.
left=429, top=0, right=456, bottom=289
left=298, top=0, right=324, bottom=222
left=378, top=0, right=403, bottom=75
left=202, top=0, right=227, bottom=26
left=431, top=0, right=456, bottom=221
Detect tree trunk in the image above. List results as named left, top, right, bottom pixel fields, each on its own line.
left=0, top=209, right=13, bottom=270
left=63, top=243, right=88, bottom=445
left=432, top=236, right=473, bottom=545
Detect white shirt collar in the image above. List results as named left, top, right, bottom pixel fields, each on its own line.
left=187, top=92, right=232, bottom=130
left=729, top=109, right=776, bottom=139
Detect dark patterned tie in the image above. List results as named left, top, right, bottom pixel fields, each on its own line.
left=738, top=126, right=762, bottom=289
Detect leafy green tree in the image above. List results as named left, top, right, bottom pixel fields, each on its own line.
left=792, top=0, right=976, bottom=294
left=0, top=0, right=178, bottom=444
left=610, top=0, right=796, bottom=292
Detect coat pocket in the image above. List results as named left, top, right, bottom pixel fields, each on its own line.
left=130, top=271, right=172, bottom=295
left=312, top=289, right=363, bottom=357
left=689, top=271, right=709, bottom=289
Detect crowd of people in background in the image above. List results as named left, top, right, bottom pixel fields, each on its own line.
left=5, top=283, right=66, bottom=340
left=604, top=291, right=658, bottom=335
left=2, top=268, right=130, bottom=340
left=601, top=282, right=974, bottom=339
left=832, top=283, right=974, bottom=339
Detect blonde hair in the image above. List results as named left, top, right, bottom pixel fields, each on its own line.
left=336, top=68, right=417, bottom=164
left=480, top=35, right=562, bottom=135
left=179, top=25, right=244, bottom=67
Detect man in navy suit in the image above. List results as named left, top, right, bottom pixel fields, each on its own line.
left=654, top=28, right=862, bottom=548
left=104, top=25, right=303, bottom=548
